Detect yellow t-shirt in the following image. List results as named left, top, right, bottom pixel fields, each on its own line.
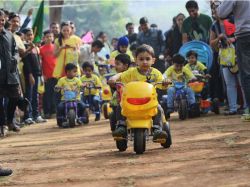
left=14, top=34, right=25, bottom=49
left=73, top=34, right=83, bottom=46
left=108, top=50, right=135, bottom=64
left=100, top=76, right=107, bottom=85
left=120, top=67, right=165, bottom=89
left=164, top=66, right=194, bottom=83
left=185, top=61, right=207, bottom=72
left=80, top=74, right=102, bottom=96
left=53, top=36, right=81, bottom=78
left=56, top=77, right=82, bottom=101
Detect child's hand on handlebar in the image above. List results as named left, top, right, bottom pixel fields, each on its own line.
left=80, top=85, right=86, bottom=90
left=163, top=78, right=172, bottom=86
left=95, top=85, right=102, bottom=89
left=108, top=78, right=116, bottom=87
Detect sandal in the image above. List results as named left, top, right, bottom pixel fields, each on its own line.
left=0, top=126, right=7, bottom=137
left=7, top=121, right=20, bottom=132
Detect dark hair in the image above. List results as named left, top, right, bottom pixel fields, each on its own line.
left=96, top=31, right=107, bottom=40
left=186, top=0, right=198, bottom=9
left=135, top=44, right=154, bottom=58
left=22, top=27, right=32, bottom=35
left=150, top=23, right=157, bottom=28
left=70, top=21, right=74, bottom=25
left=173, top=16, right=177, bottom=24
left=4, top=21, right=11, bottom=29
left=186, top=50, right=198, bottom=58
left=82, top=62, right=94, bottom=71
left=16, top=31, right=24, bottom=37
left=43, top=30, right=53, bottom=37
left=176, top=13, right=186, bottom=20
left=115, top=54, right=131, bottom=67
left=172, top=53, right=185, bottom=64
left=126, top=23, right=134, bottom=29
left=0, top=9, right=8, bottom=15
left=58, top=21, right=71, bottom=46
left=130, top=43, right=137, bottom=51
left=91, top=40, right=104, bottom=48
left=65, top=63, right=77, bottom=73
left=139, top=17, right=148, bottom=24
left=50, top=22, right=59, bottom=28
left=9, top=12, right=20, bottom=20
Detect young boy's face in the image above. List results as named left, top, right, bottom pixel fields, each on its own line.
left=187, top=54, right=197, bottom=65
left=135, top=52, right=155, bottom=73
left=115, top=60, right=128, bottom=73
left=173, top=63, right=184, bottom=73
left=44, top=33, right=54, bottom=45
left=112, top=40, right=118, bottom=49
left=84, top=67, right=94, bottom=78
left=24, top=30, right=34, bottom=42
left=67, top=68, right=77, bottom=79
left=100, top=68, right=107, bottom=76
left=119, top=45, right=128, bottom=53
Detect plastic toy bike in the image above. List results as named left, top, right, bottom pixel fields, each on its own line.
left=162, top=80, right=197, bottom=120
left=114, top=82, right=172, bottom=154
left=56, top=87, right=89, bottom=128
left=189, top=73, right=220, bottom=116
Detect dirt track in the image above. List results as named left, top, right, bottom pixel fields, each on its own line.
left=0, top=110, right=250, bottom=187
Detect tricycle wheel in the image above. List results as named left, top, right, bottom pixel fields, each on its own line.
left=178, top=100, right=187, bottom=120
left=103, top=103, right=110, bottom=119
left=56, top=114, right=63, bottom=127
left=116, top=139, right=128, bottom=151
left=68, top=109, right=76, bottom=128
left=213, top=98, right=220, bottom=115
left=83, top=109, right=89, bottom=124
left=134, top=129, right=146, bottom=154
left=161, top=122, right=172, bottom=148
left=109, top=111, right=116, bottom=132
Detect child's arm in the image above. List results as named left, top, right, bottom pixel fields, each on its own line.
left=55, top=79, right=62, bottom=90
left=108, top=74, right=121, bottom=87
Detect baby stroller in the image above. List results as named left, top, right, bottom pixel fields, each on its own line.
left=179, top=41, right=220, bottom=116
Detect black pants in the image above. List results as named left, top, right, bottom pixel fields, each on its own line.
left=0, top=98, right=18, bottom=126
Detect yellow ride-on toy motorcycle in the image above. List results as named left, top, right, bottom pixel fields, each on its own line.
left=114, top=81, right=172, bottom=154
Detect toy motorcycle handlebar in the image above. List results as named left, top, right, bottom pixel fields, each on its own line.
left=83, top=81, right=102, bottom=89
left=54, top=86, right=84, bottom=93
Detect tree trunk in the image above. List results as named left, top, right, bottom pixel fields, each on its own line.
left=49, top=0, right=64, bottom=25
left=17, top=0, right=28, bottom=14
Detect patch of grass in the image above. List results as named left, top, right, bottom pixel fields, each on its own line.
left=224, top=137, right=235, bottom=146
left=210, top=125, right=223, bottom=132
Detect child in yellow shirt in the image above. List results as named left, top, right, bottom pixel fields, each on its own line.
left=164, top=54, right=198, bottom=113
left=80, top=62, right=102, bottom=121
left=108, top=44, right=171, bottom=141
left=55, top=63, right=86, bottom=126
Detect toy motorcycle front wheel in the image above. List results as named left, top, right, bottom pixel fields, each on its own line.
left=109, top=111, right=116, bottom=132
left=178, top=100, right=187, bottom=120
left=68, top=109, right=76, bottom=128
left=134, top=129, right=146, bottom=154
left=116, top=139, right=128, bottom=151
left=161, top=122, right=172, bottom=148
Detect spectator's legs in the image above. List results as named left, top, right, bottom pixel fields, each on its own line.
left=167, top=87, right=175, bottom=108
left=237, top=74, right=247, bottom=109
left=24, top=74, right=33, bottom=120
left=0, top=98, right=5, bottom=127
left=7, top=98, right=18, bottom=122
left=222, top=68, right=237, bottom=112
left=236, top=36, right=250, bottom=110
left=32, top=75, right=40, bottom=118
left=42, top=78, right=52, bottom=116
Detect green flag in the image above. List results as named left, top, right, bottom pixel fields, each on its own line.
left=32, top=0, right=44, bottom=43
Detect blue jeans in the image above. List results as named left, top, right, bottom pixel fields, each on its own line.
left=57, top=100, right=86, bottom=117
left=42, top=78, right=60, bottom=115
left=167, top=86, right=195, bottom=108
left=222, top=67, right=247, bottom=112
left=23, top=74, right=40, bottom=120
left=83, top=95, right=101, bottom=112
left=236, top=36, right=250, bottom=110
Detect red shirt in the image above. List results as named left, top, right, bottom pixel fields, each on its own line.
left=39, top=44, right=57, bottom=78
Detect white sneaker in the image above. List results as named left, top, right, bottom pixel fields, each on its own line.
left=34, top=116, right=47, bottom=123
left=24, top=118, right=35, bottom=125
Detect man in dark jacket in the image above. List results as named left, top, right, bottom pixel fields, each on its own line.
left=0, top=10, right=20, bottom=137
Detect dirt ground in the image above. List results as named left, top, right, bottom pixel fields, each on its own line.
left=0, top=110, right=250, bottom=187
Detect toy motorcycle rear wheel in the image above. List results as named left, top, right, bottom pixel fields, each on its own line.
left=109, top=111, right=116, bottom=132
left=178, top=100, right=187, bottom=120
left=134, top=129, right=146, bottom=154
left=68, top=109, right=76, bottom=128
left=161, top=122, right=172, bottom=148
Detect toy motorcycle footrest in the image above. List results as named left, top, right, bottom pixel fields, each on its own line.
left=85, top=104, right=90, bottom=107
left=93, top=111, right=100, bottom=114
left=79, top=117, right=86, bottom=121
left=154, top=138, right=166, bottom=144
left=114, top=136, right=124, bottom=141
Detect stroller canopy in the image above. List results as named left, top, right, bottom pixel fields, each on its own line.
left=179, top=41, right=213, bottom=71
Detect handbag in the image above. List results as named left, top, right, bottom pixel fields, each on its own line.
left=219, top=44, right=236, bottom=66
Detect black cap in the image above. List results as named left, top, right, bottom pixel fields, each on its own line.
left=139, top=17, right=148, bottom=24
left=9, top=12, right=20, bottom=20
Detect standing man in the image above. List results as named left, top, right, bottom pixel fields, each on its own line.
left=50, top=22, right=60, bottom=40
left=181, top=0, right=213, bottom=44
left=125, top=23, right=135, bottom=38
left=70, top=21, right=82, bottom=46
left=137, top=17, right=165, bottom=73
left=217, top=1, right=250, bottom=122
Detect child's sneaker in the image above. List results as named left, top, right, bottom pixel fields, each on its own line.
left=153, top=130, right=168, bottom=141
left=241, top=114, right=250, bottom=122
left=112, top=126, right=126, bottom=137
left=24, top=118, right=35, bottom=125
left=95, top=114, right=101, bottom=121
left=34, top=116, right=48, bottom=123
